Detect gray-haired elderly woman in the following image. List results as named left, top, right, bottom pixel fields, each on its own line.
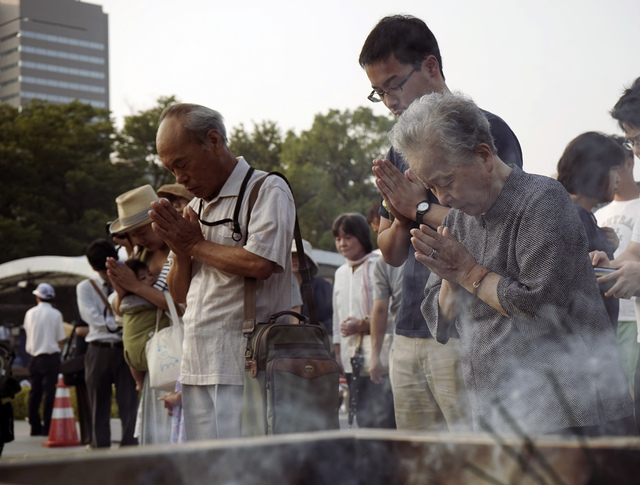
left=391, top=92, right=635, bottom=436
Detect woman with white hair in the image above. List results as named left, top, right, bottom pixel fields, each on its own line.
left=392, top=92, right=635, bottom=436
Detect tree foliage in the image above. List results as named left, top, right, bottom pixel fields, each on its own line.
left=229, top=120, right=283, bottom=173
left=280, top=107, right=394, bottom=250
left=113, top=95, right=178, bottom=188
left=0, top=100, right=139, bottom=262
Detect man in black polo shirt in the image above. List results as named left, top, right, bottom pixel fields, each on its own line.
left=359, top=15, right=523, bottom=431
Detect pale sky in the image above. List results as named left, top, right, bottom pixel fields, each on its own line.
left=98, top=0, right=640, bottom=179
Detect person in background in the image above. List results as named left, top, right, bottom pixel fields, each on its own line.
left=594, top=137, right=640, bottom=394
left=77, top=240, right=138, bottom=448
left=112, top=259, right=170, bottom=391
left=360, top=15, right=522, bottom=432
left=592, top=80, right=640, bottom=434
left=557, top=132, right=623, bottom=331
left=332, top=213, right=394, bottom=428
left=366, top=203, right=403, bottom=411
left=157, top=183, right=194, bottom=213
left=105, top=185, right=174, bottom=445
left=396, top=91, right=634, bottom=436
left=291, top=238, right=334, bottom=335
left=23, top=283, right=65, bottom=436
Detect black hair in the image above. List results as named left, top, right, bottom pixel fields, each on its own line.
left=610, top=77, right=640, bottom=131
left=359, top=15, right=445, bottom=80
left=124, top=259, right=148, bottom=275
left=331, top=213, right=373, bottom=255
left=557, top=132, right=625, bottom=201
left=85, top=239, right=118, bottom=271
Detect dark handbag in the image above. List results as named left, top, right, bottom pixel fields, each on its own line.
left=0, top=402, right=15, bottom=444
left=60, top=323, right=86, bottom=386
left=241, top=172, right=341, bottom=436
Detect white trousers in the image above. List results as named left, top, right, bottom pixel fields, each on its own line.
left=181, top=384, right=243, bottom=441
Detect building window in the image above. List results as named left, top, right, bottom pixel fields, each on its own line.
left=21, top=76, right=106, bottom=94
left=20, top=31, right=104, bottom=51
left=20, top=91, right=106, bottom=108
left=0, top=77, right=18, bottom=87
left=20, top=61, right=105, bottom=79
left=20, top=46, right=105, bottom=65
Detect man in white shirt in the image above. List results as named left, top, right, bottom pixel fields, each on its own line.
left=594, top=137, right=640, bottom=390
left=150, top=103, right=295, bottom=440
left=77, top=239, right=138, bottom=448
left=24, top=283, right=65, bottom=436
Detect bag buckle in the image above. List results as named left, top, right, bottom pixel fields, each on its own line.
left=245, top=359, right=258, bottom=378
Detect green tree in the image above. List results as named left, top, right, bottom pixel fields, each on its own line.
left=229, top=120, right=284, bottom=173
left=0, top=100, right=139, bottom=262
left=113, top=95, right=178, bottom=188
left=281, top=107, right=394, bottom=250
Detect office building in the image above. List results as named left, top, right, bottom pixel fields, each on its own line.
left=0, top=0, right=109, bottom=110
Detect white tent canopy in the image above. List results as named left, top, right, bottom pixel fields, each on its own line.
left=0, top=256, right=96, bottom=294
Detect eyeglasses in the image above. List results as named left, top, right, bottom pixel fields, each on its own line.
left=623, top=136, right=640, bottom=151
left=367, top=62, right=423, bottom=103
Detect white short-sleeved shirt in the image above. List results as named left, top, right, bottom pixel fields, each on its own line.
left=595, top=198, right=640, bottom=322
left=176, top=157, right=295, bottom=386
left=24, top=301, right=65, bottom=356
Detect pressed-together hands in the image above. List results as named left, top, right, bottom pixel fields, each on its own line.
left=105, top=257, right=136, bottom=297
left=410, top=224, right=478, bottom=287
left=149, top=198, right=202, bottom=257
left=372, top=158, right=428, bottom=224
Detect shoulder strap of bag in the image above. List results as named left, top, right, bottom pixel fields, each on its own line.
left=89, top=279, right=114, bottom=316
left=242, top=171, right=318, bottom=336
left=154, top=290, right=180, bottom=333
left=197, top=167, right=255, bottom=242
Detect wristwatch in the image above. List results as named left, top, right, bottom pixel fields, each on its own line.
left=416, top=200, right=430, bottom=225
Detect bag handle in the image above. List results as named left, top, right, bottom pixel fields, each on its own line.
left=267, top=310, right=309, bottom=324
left=163, top=290, right=181, bottom=327
left=242, top=171, right=319, bottom=336
left=154, top=291, right=180, bottom=336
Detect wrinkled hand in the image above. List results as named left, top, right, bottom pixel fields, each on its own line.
left=410, top=224, right=478, bottom=285
left=598, top=260, right=640, bottom=299
left=369, top=354, right=385, bottom=384
left=372, top=159, right=428, bottom=224
left=340, top=317, right=361, bottom=337
left=601, top=227, right=619, bottom=253
left=105, top=257, right=138, bottom=294
left=149, top=198, right=203, bottom=256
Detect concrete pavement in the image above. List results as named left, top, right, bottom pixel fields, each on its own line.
left=1, top=418, right=122, bottom=460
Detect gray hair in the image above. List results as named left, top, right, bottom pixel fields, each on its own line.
left=159, top=103, right=228, bottom=145
left=389, top=92, right=496, bottom=164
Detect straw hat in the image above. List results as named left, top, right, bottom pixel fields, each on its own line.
left=291, top=238, right=318, bottom=277
left=157, top=183, right=194, bottom=202
left=109, top=185, right=159, bottom=234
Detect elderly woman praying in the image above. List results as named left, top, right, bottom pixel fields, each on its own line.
left=391, top=92, right=635, bottom=437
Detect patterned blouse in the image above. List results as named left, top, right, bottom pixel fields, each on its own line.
left=422, top=166, right=633, bottom=434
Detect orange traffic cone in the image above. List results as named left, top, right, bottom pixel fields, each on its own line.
left=42, top=374, right=82, bottom=447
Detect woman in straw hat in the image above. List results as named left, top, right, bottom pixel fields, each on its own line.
left=105, top=184, right=174, bottom=445
left=106, top=185, right=172, bottom=309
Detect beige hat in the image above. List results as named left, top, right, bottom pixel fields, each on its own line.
left=109, top=185, right=158, bottom=234
left=291, top=238, right=318, bottom=277
left=157, top=183, right=194, bottom=202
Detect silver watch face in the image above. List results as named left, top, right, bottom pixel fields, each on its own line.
left=417, top=201, right=429, bottom=212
